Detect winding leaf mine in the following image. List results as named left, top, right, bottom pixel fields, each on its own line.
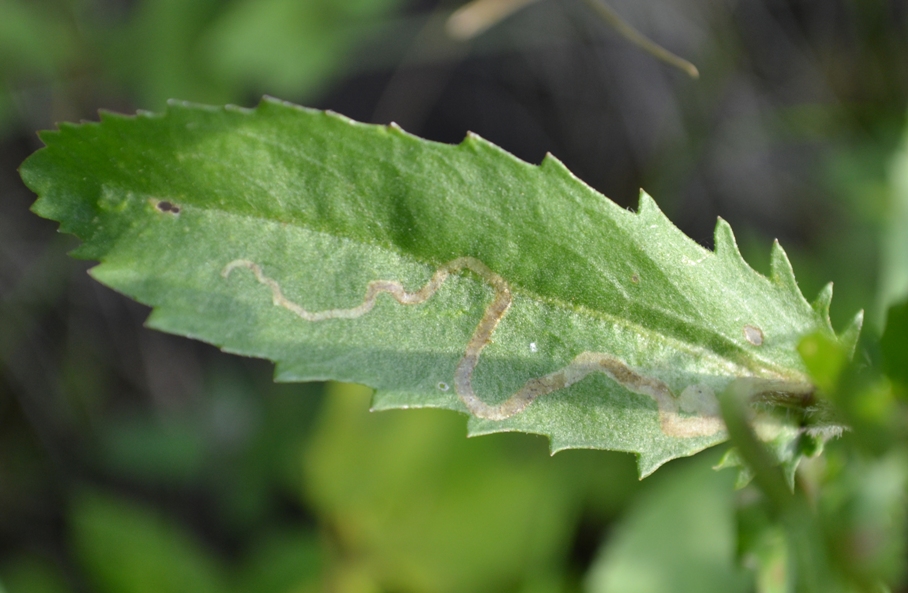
left=20, top=98, right=863, bottom=475
left=224, top=257, right=728, bottom=437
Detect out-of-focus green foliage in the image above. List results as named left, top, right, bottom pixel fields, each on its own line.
left=304, top=382, right=639, bottom=592
left=69, top=489, right=324, bottom=593
left=200, top=0, right=403, bottom=99
left=585, top=452, right=750, bottom=593
left=71, top=491, right=227, bottom=593
left=0, top=0, right=405, bottom=130
left=0, top=555, right=70, bottom=593
left=882, top=300, right=908, bottom=395
left=879, top=125, right=908, bottom=317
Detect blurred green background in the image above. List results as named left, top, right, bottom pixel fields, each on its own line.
left=1, top=0, right=906, bottom=591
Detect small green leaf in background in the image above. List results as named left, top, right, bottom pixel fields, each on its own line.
left=101, top=0, right=230, bottom=109
left=98, top=0, right=405, bottom=111
left=881, top=300, right=908, bottom=396
left=20, top=98, right=858, bottom=475
left=878, top=116, right=908, bottom=318
left=234, top=529, right=323, bottom=593
left=0, top=0, right=77, bottom=131
left=0, top=554, right=71, bottom=593
left=303, top=382, right=639, bottom=592
left=71, top=491, right=226, bottom=593
left=817, top=450, right=908, bottom=589
left=200, top=0, right=404, bottom=99
left=584, top=453, right=751, bottom=593
left=798, top=332, right=849, bottom=395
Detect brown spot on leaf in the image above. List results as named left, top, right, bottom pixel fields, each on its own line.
left=631, top=273, right=639, bottom=284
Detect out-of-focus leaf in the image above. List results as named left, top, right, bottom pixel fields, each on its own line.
left=879, top=119, right=908, bottom=317
left=97, top=416, right=209, bottom=482
left=798, top=332, right=848, bottom=395
left=101, top=0, right=230, bottom=109
left=584, top=454, right=751, bottom=593
left=0, top=555, right=71, bottom=593
left=302, top=382, right=636, bottom=593
left=0, top=0, right=75, bottom=78
left=819, top=448, right=908, bottom=589
left=812, top=336, right=901, bottom=455
left=234, top=529, right=323, bottom=593
left=881, top=300, right=908, bottom=394
left=21, top=99, right=857, bottom=475
left=0, top=0, right=77, bottom=130
left=200, top=0, right=403, bottom=99
left=739, top=516, right=789, bottom=593
left=71, top=490, right=227, bottom=593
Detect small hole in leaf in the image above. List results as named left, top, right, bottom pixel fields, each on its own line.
left=744, top=325, right=764, bottom=346
left=437, top=382, right=450, bottom=392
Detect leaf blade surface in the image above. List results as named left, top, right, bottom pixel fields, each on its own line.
left=21, top=98, right=849, bottom=474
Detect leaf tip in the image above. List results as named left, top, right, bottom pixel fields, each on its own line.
left=635, top=189, right=660, bottom=216
left=634, top=191, right=677, bottom=234
left=812, top=282, right=834, bottom=320
left=769, top=240, right=799, bottom=290
left=462, top=130, right=486, bottom=148
left=257, top=95, right=307, bottom=114
left=713, top=217, right=749, bottom=270
left=539, top=152, right=574, bottom=178
left=840, top=309, right=864, bottom=356
left=635, top=451, right=671, bottom=479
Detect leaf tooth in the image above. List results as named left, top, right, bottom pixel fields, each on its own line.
left=713, top=217, right=750, bottom=271
left=635, top=190, right=680, bottom=237
left=635, top=189, right=661, bottom=218
left=463, top=130, right=485, bottom=148
left=226, top=104, right=255, bottom=117
left=770, top=240, right=799, bottom=292
left=540, top=151, right=563, bottom=169
left=323, top=108, right=357, bottom=126
left=635, top=452, right=667, bottom=479
left=547, top=437, right=566, bottom=455
left=460, top=131, right=492, bottom=155
left=840, top=309, right=864, bottom=356
left=539, top=152, right=583, bottom=184
left=811, top=282, right=834, bottom=321
left=258, top=95, right=307, bottom=117
left=97, top=110, right=129, bottom=123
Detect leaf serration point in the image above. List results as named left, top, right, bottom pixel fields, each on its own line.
left=636, top=190, right=660, bottom=217
left=713, top=218, right=749, bottom=271
left=812, top=282, right=834, bottom=320
left=770, top=240, right=798, bottom=290
left=840, top=310, right=864, bottom=356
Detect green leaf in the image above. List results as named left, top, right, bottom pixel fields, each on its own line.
left=20, top=98, right=858, bottom=476
left=0, top=554, right=72, bottom=593
left=234, top=528, right=323, bottom=593
left=881, top=300, right=908, bottom=394
left=878, top=119, right=908, bottom=317
left=71, top=491, right=226, bottom=593
left=584, top=454, right=751, bottom=593
left=199, top=0, right=404, bottom=99
left=303, top=382, right=621, bottom=592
